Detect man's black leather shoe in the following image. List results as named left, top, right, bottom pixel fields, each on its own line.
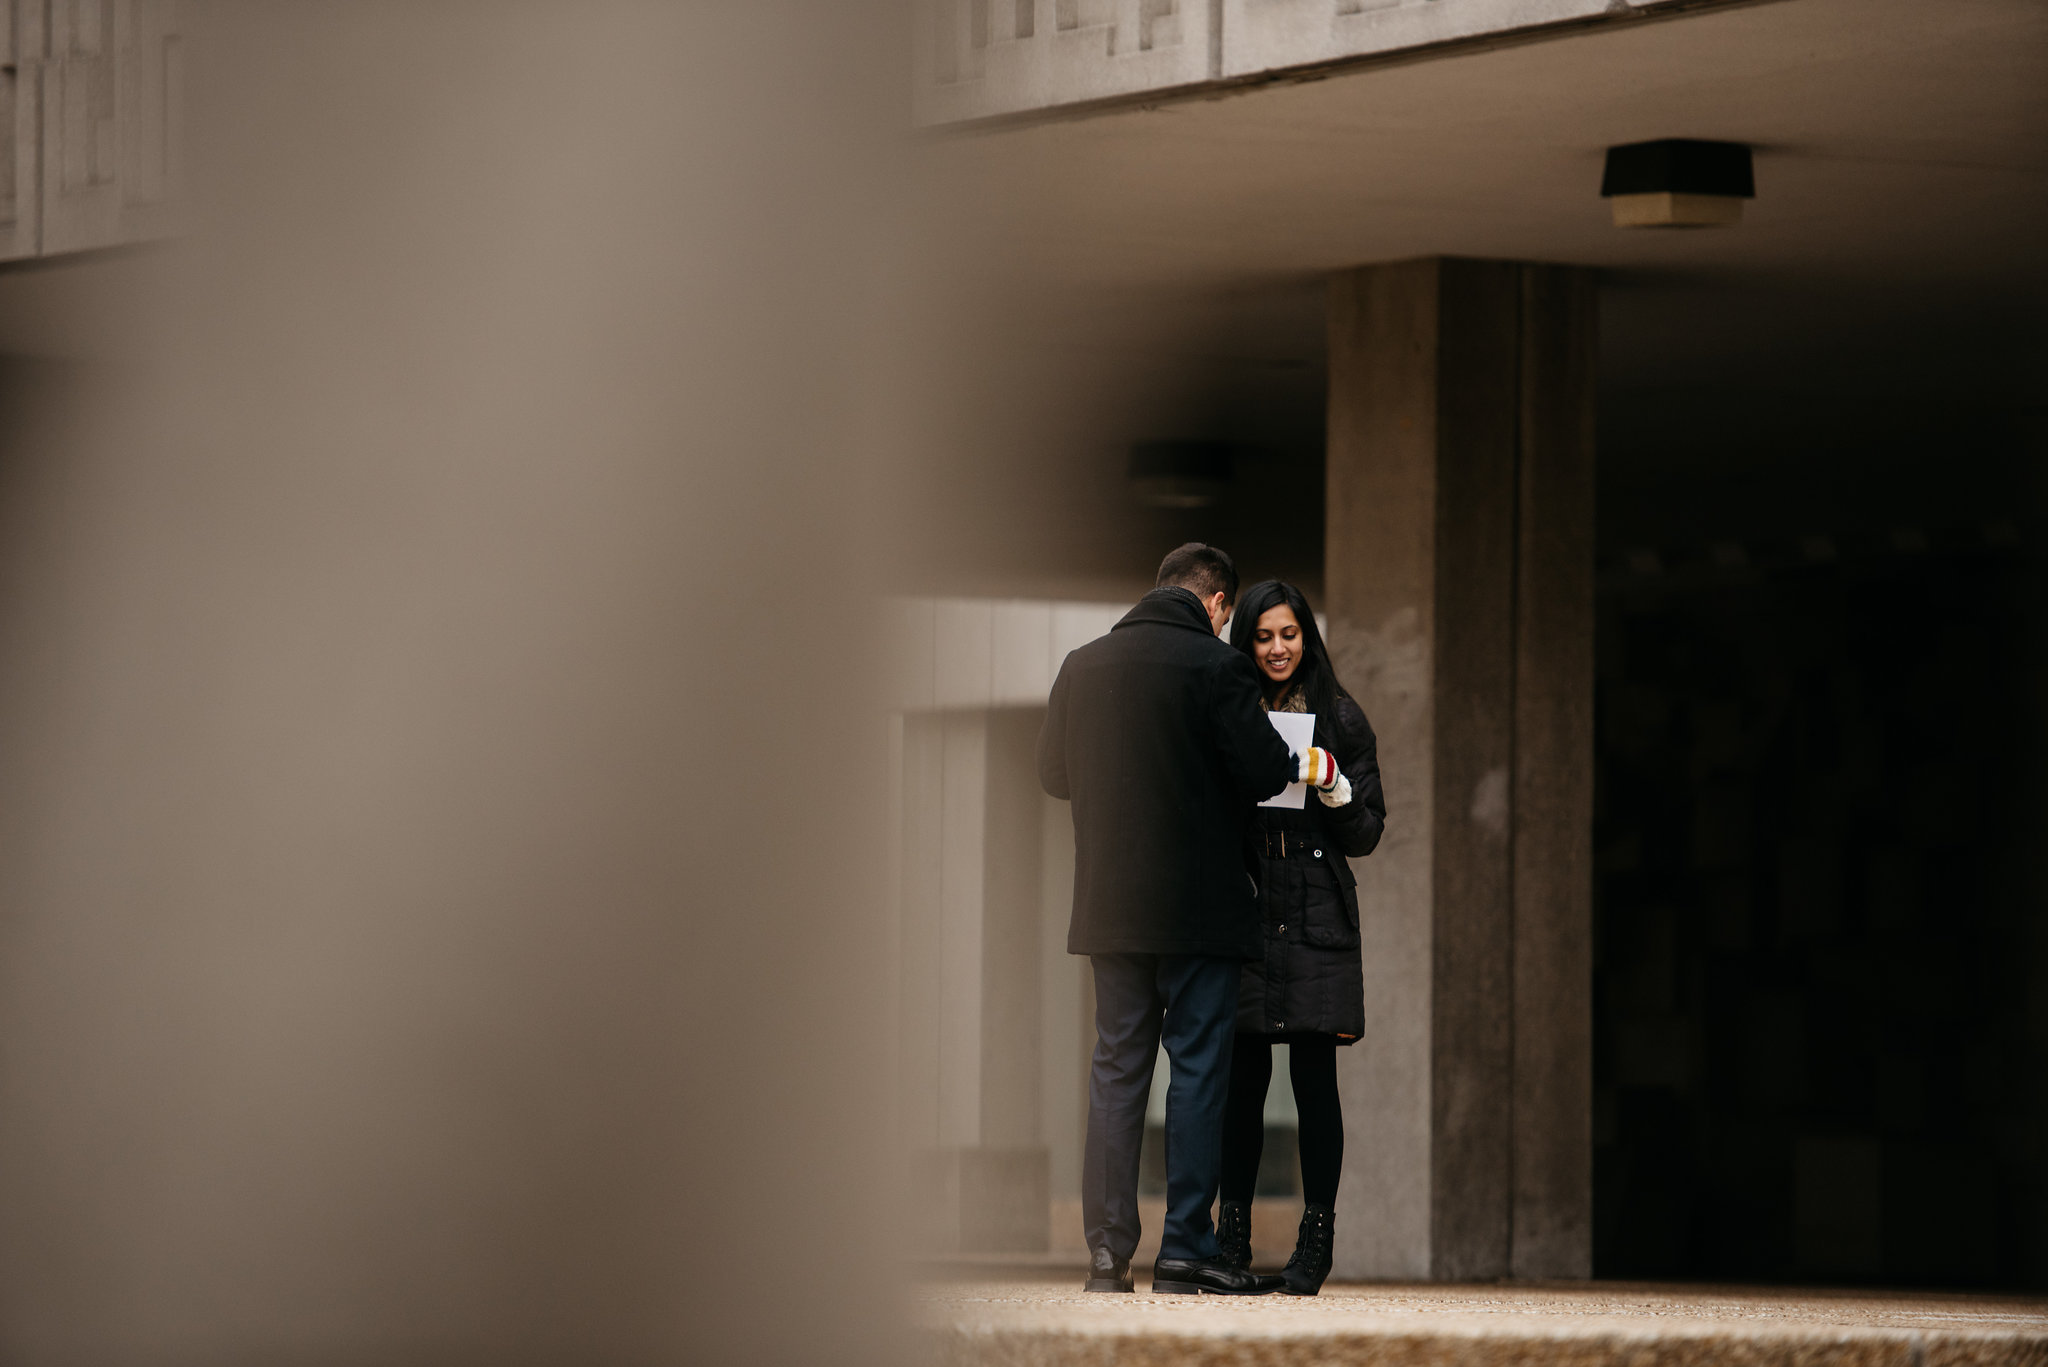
left=1084, top=1247, right=1133, bottom=1293
left=1151, top=1256, right=1282, bottom=1295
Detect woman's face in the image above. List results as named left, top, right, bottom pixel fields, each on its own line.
left=1253, top=603, right=1303, bottom=685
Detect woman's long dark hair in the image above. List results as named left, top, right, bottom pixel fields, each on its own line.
left=1229, top=579, right=1349, bottom=740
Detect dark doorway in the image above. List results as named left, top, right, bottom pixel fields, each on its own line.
left=1591, top=529, right=2048, bottom=1287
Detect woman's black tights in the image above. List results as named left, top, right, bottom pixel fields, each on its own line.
left=1220, top=1034, right=1343, bottom=1208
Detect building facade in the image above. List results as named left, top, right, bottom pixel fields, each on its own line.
left=891, top=0, right=2048, bottom=1286
left=0, top=0, right=2042, bottom=1295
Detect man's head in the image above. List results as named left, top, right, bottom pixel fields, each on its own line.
left=1156, top=542, right=1238, bottom=635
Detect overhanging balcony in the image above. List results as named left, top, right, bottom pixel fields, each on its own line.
left=2, top=0, right=183, bottom=263
left=915, top=0, right=1761, bottom=125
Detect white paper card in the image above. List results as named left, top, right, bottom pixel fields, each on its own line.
left=1260, top=711, right=1316, bottom=809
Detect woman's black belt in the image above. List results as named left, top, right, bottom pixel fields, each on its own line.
left=1259, top=829, right=1327, bottom=860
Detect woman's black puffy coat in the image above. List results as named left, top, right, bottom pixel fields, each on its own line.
left=1237, top=692, right=1386, bottom=1042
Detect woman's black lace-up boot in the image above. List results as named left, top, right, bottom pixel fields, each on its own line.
left=1215, top=1200, right=1254, bottom=1271
left=1282, top=1204, right=1335, bottom=1294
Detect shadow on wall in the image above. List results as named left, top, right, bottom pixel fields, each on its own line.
left=0, top=4, right=913, bottom=1361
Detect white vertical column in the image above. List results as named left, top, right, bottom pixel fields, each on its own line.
left=937, top=712, right=988, bottom=1149
left=1039, top=790, right=1083, bottom=1201
left=980, top=710, right=1044, bottom=1148
left=899, top=714, right=946, bottom=1150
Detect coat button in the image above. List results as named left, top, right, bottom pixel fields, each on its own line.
left=1278, top=924, right=1286, bottom=933
left=1314, top=849, right=1323, bottom=858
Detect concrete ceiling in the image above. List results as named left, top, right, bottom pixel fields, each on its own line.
left=3, top=0, right=2040, bottom=595
left=904, top=0, right=2048, bottom=589
left=927, top=0, right=2048, bottom=301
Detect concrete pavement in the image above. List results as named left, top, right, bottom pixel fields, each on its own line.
left=920, top=1276, right=2047, bottom=1366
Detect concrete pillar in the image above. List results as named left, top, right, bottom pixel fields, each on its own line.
left=1324, top=258, right=1595, bottom=1281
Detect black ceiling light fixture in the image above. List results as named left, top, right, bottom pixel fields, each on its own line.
left=1129, top=440, right=1233, bottom=509
left=1601, top=138, right=1754, bottom=228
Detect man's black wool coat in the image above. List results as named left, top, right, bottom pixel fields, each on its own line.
left=1037, top=587, right=1296, bottom=960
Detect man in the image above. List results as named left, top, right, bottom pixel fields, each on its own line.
left=1037, top=543, right=1299, bottom=1295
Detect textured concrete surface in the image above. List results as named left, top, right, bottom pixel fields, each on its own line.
left=919, top=1277, right=2048, bottom=1366
left=1505, top=262, right=1598, bottom=1281
left=1324, top=259, right=1599, bottom=1279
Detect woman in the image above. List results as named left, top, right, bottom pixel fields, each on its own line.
left=1217, top=579, right=1385, bottom=1295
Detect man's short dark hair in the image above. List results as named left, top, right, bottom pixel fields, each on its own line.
left=1156, top=542, right=1239, bottom=605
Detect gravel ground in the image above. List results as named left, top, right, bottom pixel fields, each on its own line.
left=917, top=1276, right=2048, bottom=1367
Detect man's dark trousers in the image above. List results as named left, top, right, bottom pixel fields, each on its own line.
left=1083, top=953, right=1240, bottom=1264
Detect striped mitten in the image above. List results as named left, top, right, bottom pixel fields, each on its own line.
left=1296, top=747, right=1353, bottom=808
left=1296, top=747, right=1339, bottom=790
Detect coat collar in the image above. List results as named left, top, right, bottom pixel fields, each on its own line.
left=1114, top=586, right=1217, bottom=637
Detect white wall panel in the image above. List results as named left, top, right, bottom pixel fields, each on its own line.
left=933, top=597, right=996, bottom=709
left=1051, top=601, right=1125, bottom=670
left=886, top=596, right=1127, bottom=713
left=990, top=599, right=1055, bottom=706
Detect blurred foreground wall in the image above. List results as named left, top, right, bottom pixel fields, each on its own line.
left=0, top=5, right=904, bottom=1361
